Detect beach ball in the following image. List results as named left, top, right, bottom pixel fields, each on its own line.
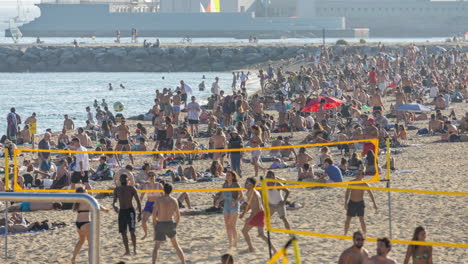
left=113, top=102, right=124, bottom=112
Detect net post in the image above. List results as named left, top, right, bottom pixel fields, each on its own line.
left=4, top=148, right=9, bottom=191
left=292, top=238, right=301, bottom=264
left=261, top=178, right=273, bottom=259
left=386, top=138, right=391, bottom=181
left=13, top=149, right=19, bottom=191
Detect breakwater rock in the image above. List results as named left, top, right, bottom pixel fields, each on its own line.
left=0, top=44, right=466, bottom=72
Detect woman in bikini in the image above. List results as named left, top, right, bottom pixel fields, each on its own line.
left=139, top=172, right=163, bottom=240
left=250, top=125, right=266, bottom=178
left=403, top=226, right=433, bottom=264
left=215, top=170, right=243, bottom=248
left=72, top=187, right=108, bottom=264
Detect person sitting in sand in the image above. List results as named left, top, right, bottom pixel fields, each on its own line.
left=317, top=158, right=343, bottom=183
left=442, top=121, right=458, bottom=141
left=114, top=165, right=136, bottom=187
left=210, top=160, right=225, bottom=178
left=296, top=147, right=313, bottom=169
left=240, top=177, right=276, bottom=253
left=50, top=159, right=71, bottom=189
left=317, top=146, right=331, bottom=167
left=75, top=127, right=92, bottom=147
left=298, top=163, right=315, bottom=181
left=171, top=165, right=199, bottom=182
left=221, top=253, right=234, bottom=264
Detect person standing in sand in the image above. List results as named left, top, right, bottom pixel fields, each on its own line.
left=63, top=114, right=75, bottom=131
left=344, top=170, right=378, bottom=236
left=140, top=172, right=163, bottom=240
left=172, top=91, right=182, bottom=125
left=338, top=231, right=369, bottom=264
left=215, top=170, right=243, bottom=248
left=70, top=137, right=92, bottom=190
left=403, top=226, right=433, bottom=264
left=71, top=187, right=109, bottom=264
left=240, top=177, right=276, bottom=253
left=187, top=96, right=201, bottom=137
left=368, top=237, right=397, bottom=264
left=152, top=183, right=186, bottom=264
left=266, top=171, right=291, bottom=230
left=211, top=127, right=227, bottom=165
left=113, top=174, right=142, bottom=256
left=115, top=118, right=134, bottom=165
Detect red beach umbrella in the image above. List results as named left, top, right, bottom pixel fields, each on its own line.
left=301, top=96, right=345, bottom=112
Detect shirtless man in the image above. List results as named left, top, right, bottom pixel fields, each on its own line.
left=344, top=171, right=378, bottom=236
left=269, top=136, right=283, bottom=157
left=368, top=237, right=397, bottom=264
left=240, top=177, right=276, bottom=253
left=338, top=231, right=369, bottom=264
left=362, top=118, right=379, bottom=156
left=370, top=89, right=385, bottom=112
left=210, top=127, right=227, bottom=165
left=115, top=118, right=134, bottom=164
left=172, top=91, right=182, bottom=125
left=252, top=99, right=264, bottom=121
left=428, top=114, right=444, bottom=134
left=152, top=183, right=186, bottom=264
left=63, top=114, right=75, bottom=131
left=394, top=87, right=407, bottom=107
left=291, top=111, right=307, bottom=131
left=280, top=137, right=296, bottom=160
left=75, top=128, right=92, bottom=147
left=113, top=174, right=141, bottom=256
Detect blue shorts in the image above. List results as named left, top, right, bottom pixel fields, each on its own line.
left=143, top=201, right=155, bottom=213
left=223, top=201, right=239, bottom=214
left=20, top=202, right=31, bottom=212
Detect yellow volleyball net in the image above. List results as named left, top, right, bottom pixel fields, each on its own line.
left=7, top=138, right=381, bottom=193
left=261, top=178, right=468, bottom=249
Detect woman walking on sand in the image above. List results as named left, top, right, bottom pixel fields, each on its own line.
left=139, top=172, right=163, bottom=240
left=403, top=226, right=433, bottom=264
left=215, top=170, right=243, bottom=248
left=72, top=187, right=108, bottom=264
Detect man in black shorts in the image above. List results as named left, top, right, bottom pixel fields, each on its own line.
left=70, top=137, right=92, bottom=190
left=152, top=183, right=185, bottom=264
left=344, top=170, right=378, bottom=236
left=113, top=174, right=141, bottom=255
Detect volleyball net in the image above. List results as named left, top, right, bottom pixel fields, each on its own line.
left=6, top=138, right=382, bottom=193
left=261, top=178, right=468, bottom=249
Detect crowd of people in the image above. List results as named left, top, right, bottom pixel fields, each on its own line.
left=1, top=43, right=466, bottom=263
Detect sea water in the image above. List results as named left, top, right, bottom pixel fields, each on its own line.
left=0, top=72, right=248, bottom=136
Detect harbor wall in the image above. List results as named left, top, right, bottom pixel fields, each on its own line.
left=0, top=44, right=466, bottom=72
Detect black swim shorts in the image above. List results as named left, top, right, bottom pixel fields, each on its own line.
left=118, top=208, right=136, bottom=233
left=71, top=171, right=89, bottom=184
left=347, top=200, right=365, bottom=217
left=155, top=221, right=177, bottom=241
left=188, top=119, right=199, bottom=125
left=118, top=140, right=129, bottom=145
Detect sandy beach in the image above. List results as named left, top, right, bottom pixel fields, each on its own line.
left=0, top=45, right=467, bottom=264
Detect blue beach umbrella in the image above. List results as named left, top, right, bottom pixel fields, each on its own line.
left=395, top=103, right=432, bottom=112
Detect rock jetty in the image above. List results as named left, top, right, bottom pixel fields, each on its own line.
left=0, top=44, right=466, bottom=72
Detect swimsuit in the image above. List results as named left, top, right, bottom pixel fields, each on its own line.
left=118, top=208, right=136, bottom=233
left=347, top=200, right=365, bottom=217
left=143, top=201, right=155, bottom=213
left=413, top=246, right=430, bottom=260
left=118, top=140, right=129, bottom=145
left=75, top=221, right=90, bottom=229
left=155, top=221, right=177, bottom=241
left=248, top=211, right=265, bottom=227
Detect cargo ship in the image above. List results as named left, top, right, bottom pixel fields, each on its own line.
left=5, top=0, right=468, bottom=38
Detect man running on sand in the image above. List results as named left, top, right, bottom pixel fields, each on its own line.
left=368, top=237, right=397, bottom=264
left=344, top=170, right=378, bottom=236
left=113, top=174, right=142, bottom=256
left=152, top=183, right=186, bottom=264
left=338, top=231, right=369, bottom=264
left=240, top=177, right=276, bottom=253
